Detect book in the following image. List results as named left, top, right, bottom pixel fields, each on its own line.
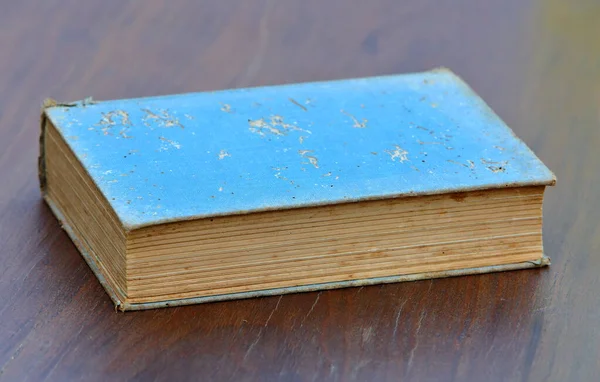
left=39, top=68, right=555, bottom=311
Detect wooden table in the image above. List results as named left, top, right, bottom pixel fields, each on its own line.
left=1, top=1, right=598, bottom=380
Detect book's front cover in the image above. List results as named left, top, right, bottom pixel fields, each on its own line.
left=43, top=69, right=554, bottom=230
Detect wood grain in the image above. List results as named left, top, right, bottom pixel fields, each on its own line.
left=0, top=0, right=598, bottom=380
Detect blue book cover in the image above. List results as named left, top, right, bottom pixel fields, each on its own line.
left=40, top=68, right=555, bottom=310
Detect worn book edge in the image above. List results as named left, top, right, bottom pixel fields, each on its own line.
left=43, top=194, right=550, bottom=312
left=39, top=97, right=96, bottom=195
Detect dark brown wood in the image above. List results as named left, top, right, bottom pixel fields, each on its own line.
left=1, top=0, right=598, bottom=380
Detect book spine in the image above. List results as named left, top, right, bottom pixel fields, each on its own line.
left=37, top=99, right=57, bottom=195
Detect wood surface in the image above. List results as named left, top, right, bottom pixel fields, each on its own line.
left=1, top=0, right=598, bottom=380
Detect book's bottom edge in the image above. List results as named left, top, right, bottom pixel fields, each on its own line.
left=43, top=195, right=127, bottom=309
left=121, top=257, right=550, bottom=311
left=43, top=195, right=551, bottom=313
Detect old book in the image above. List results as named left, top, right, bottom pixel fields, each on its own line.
left=39, top=68, right=555, bottom=311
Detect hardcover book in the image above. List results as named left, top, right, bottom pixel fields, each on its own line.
left=39, top=68, right=555, bottom=311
